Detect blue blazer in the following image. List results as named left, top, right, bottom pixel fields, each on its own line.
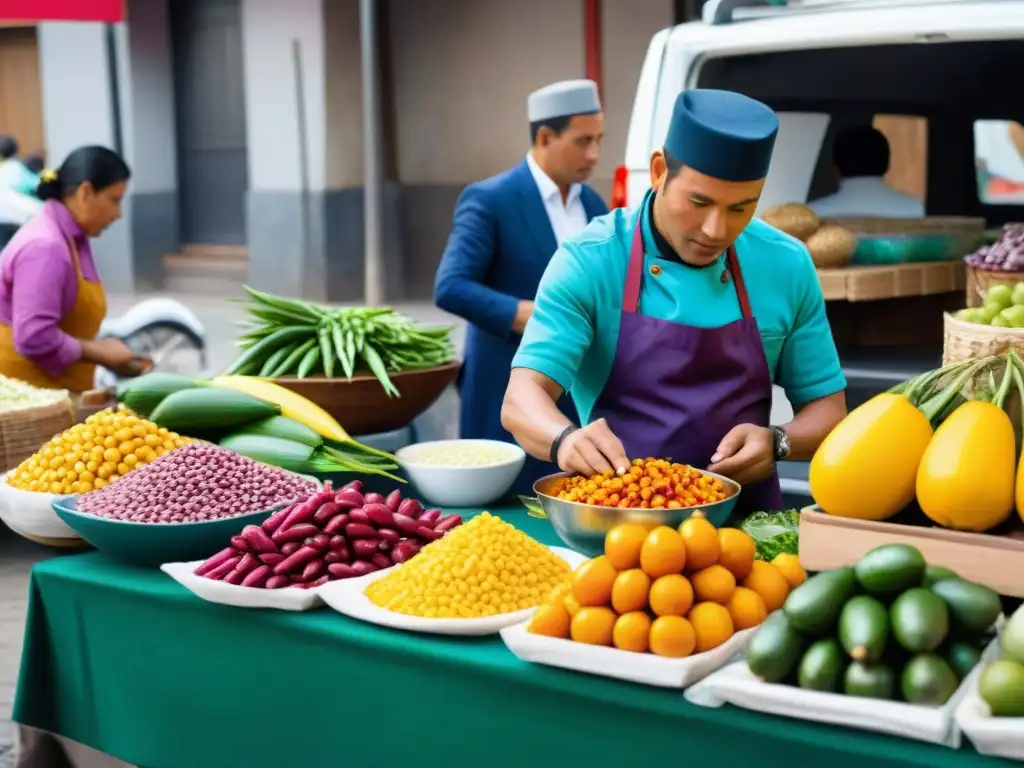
left=434, top=159, right=608, bottom=495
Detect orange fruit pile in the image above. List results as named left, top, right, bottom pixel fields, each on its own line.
left=527, top=512, right=802, bottom=658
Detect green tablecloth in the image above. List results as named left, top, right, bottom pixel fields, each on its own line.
left=12, top=505, right=1013, bottom=768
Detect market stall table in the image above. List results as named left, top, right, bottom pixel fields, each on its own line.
left=12, top=505, right=1016, bottom=768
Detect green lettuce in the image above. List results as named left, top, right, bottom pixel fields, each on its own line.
left=739, top=509, right=800, bottom=561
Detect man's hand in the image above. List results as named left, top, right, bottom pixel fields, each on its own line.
left=706, top=424, right=776, bottom=485
left=557, top=418, right=630, bottom=477
left=512, top=300, right=534, bottom=334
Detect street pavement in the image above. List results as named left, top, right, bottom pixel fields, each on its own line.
left=0, top=292, right=469, bottom=761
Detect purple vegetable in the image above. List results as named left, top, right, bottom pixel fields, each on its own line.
left=390, top=541, right=420, bottom=564
left=195, top=547, right=236, bottom=576
left=241, top=525, right=277, bottom=554
left=363, top=503, right=395, bottom=527
left=242, top=565, right=272, bottom=588
left=334, top=489, right=365, bottom=508
left=327, top=563, right=358, bottom=579
left=377, top=540, right=392, bottom=553
left=377, top=527, right=399, bottom=543
left=259, top=553, right=286, bottom=566
left=232, top=552, right=260, bottom=576
left=345, top=522, right=377, bottom=540
left=419, top=509, right=442, bottom=526
left=300, top=558, right=325, bottom=581
left=323, top=514, right=350, bottom=534
left=434, top=514, right=463, bottom=533
left=363, top=492, right=386, bottom=505
left=299, top=575, right=329, bottom=589
left=203, top=555, right=242, bottom=580
left=324, top=550, right=348, bottom=565
left=261, top=504, right=295, bottom=535
left=371, top=553, right=392, bottom=569
left=392, top=513, right=422, bottom=536
left=342, top=479, right=364, bottom=493
left=265, top=575, right=291, bottom=589
left=273, top=545, right=319, bottom=575
left=328, top=534, right=347, bottom=550
left=417, top=526, right=443, bottom=541
left=231, top=535, right=248, bottom=551
left=310, top=533, right=332, bottom=551
left=385, top=489, right=403, bottom=512
left=349, top=560, right=379, bottom=576
left=313, top=501, right=341, bottom=525
left=348, top=508, right=370, bottom=525
left=272, top=523, right=319, bottom=543
left=224, top=569, right=246, bottom=585
left=280, top=541, right=301, bottom=556
left=397, top=498, right=424, bottom=519
left=352, top=539, right=379, bottom=559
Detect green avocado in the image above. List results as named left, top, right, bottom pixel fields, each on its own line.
left=922, top=565, right=959, bottom=588
left=901, top=653, right=960, bottom=706
left=798, top=638, right=846, bottom=693
left=930, top=579, right=1003, bottom=637
left=839, top=595, right=889, bottom=663
left=784, top=567, right=857, bottom=635
left=844, top=661, right=896, bottom=700
left=944, top=641, right=983, bottom=681
left=854, top=544, right=926, bottom=598
left=891, top=588, right=950, bottom=653
left=979, top=660, right=1024, bottom=716
left=746, top=611, right=807, bottom=684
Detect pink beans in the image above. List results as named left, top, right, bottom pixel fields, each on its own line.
left=195, top=484, right=466, bottom=588
left=77, top=443, right=317, bottom=524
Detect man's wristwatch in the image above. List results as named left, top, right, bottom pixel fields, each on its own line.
left=769, top=426, right=791, bottom=462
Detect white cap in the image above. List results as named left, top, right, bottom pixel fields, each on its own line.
left=527, top=79, right=601, bottom=123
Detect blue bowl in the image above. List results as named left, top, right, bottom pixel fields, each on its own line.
left=51, top=496, right=283, bottom=567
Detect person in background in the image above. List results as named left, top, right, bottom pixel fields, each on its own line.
left=810, top=126, right=924, bottom=218
left=0, top=145, right=144, bottom=392
left=434, top=79, right=608, bottom=494
left=22, top=151, right=46, bottom=176
left=0, top=135, right=42, bottom=197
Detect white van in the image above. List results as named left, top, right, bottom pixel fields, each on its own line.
left=613, top=0, right=1024, bottom=505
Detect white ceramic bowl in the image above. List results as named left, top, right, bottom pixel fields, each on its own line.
left=395, top=439, right=526, bottom=508
left=0, top=470, right=82, bottom=547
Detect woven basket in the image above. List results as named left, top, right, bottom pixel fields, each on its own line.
left=0, top=400, right=75, bottom=474
left=965, top=265, right=1023, bottom=308
left=943, top=312, right=1024, bottom=365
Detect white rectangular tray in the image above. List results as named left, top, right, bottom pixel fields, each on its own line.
left=684, top=639, right=1000, bottom=748
left=500, top=620, right=755, bottom=689
left=161, top=559, right=340, bottom=612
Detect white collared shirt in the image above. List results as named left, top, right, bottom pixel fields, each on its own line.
left=526, top=152, right=589, bottom=246
left=810, top=176, right=925, bottom=218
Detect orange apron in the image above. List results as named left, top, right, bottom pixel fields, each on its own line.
left=0, top=237, right=107, bottom=393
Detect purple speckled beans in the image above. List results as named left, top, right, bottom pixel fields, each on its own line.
left=77, top=443, right=318, bottom=524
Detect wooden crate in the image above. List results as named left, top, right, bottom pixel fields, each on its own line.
left=817, top=261, right=966, bottom=303
left=799, top=506, right=1024, bottom=598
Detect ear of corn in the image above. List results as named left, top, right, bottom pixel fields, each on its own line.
left=148, top=387, right=279, bottom=433
left=212, top=375, right=350, bottom=442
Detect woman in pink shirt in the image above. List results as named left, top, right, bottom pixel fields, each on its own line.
left=0, top=146, right=140, bottom=392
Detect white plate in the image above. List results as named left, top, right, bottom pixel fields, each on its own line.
left=318, top=546, right=588, bottom=635
left=685, top=637, right=1002, bottom=748
left=500, top=620, right=756, bottom=689
left=955, top=651, right=1024, bottom=761
left=160, top=559, right=356, bottom=612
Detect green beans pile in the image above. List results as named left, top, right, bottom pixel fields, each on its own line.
left=225, top=287, right=456, bottom=397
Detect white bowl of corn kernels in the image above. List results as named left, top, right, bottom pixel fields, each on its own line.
left=0, top=470, right=82, bottom=546
left=395, top=439, right=526, bottom=508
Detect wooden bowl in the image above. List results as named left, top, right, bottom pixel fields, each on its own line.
left=274, top=361, right=461, bottom=436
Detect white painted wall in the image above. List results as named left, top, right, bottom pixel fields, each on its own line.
left=240, top=0, right=327, bottom=192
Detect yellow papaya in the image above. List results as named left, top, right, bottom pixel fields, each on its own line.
left=810, top=393, right=932, bottom=521
left=917, top=401, right=1015, bottom=532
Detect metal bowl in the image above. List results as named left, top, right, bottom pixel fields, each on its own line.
left=532, top=470, right=742, bottom=557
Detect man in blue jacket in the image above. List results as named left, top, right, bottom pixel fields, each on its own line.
left=435, top=79, right=608, bottom=493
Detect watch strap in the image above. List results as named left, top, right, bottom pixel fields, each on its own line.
left=769, top=425, right=790, bottom=461
left=549, top=425, right=578, bottom=466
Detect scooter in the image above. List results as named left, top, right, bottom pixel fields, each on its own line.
left=93, top=298, right=208, bottom=389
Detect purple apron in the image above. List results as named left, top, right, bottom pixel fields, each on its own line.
left=588, top=213, right=784, bottom=515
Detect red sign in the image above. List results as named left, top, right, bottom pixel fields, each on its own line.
left=0, top=0, right=124, bottom=22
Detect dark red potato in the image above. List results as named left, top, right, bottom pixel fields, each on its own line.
left=334, top=489, right=364, bottom=508
left=345, top=523, right=377, bottom=540
left=195, top=547, right=236, bottom=576
left=323, top=514, right=350, bottom=534
left=242, top=565, right=272, bottom=588
left=265, top=575, right=291, bottom=589
left=203, top=556, right=242, bottom=580
left=280, top=541, right=301, bottom=556
left=352, top=539, right=378, bottom=559
left=348, top=509, right=370, bottom=525
left=313, top=502, right=341, bottom=525
left=272, top=523, right=319, bottom=544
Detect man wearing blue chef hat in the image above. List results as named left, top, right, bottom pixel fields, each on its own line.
left=502, top=89, right=848, bottom=513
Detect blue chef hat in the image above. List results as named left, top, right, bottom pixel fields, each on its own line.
left=664, top=89, right=779, bottom=182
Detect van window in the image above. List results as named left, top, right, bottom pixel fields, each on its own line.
left=974, top=120, right=1024, bottom=205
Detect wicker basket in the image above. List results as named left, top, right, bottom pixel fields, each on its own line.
left=965, top=265, right=1024, bottom=308
left=0, top=400, right=75, bottom=474
left=943, top=311, right=1024, bottom=365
